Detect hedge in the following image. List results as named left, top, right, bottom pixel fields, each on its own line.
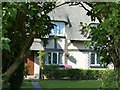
left=43, top=65, right=112, bottom=80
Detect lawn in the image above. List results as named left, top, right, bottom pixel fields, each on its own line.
left=21, top=80, right=33, bottom=90
left=39, top=80, right=101, bottom=89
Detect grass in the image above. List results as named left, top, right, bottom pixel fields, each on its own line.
left=21, top=80, right=33, bottom=90
left=39, top=80, right=101, bottom=89
left=1, top=80, right=33, bottom=90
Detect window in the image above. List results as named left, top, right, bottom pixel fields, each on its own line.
left=45, top=52, right=63, bottom=65
left=50, top=22, right=65, bottom=36
left=90, top=52, right=100, bottom=66
left=89, top=23, right=98, bottom=28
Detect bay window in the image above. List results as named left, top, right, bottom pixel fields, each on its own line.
left=50, top=22, right=65, bottom=36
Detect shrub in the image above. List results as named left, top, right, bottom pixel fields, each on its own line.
left=60, top=69, right=69, bottom=78
left=43, top=65, right=111, bottom=80
left=2, top=74, right=11, bottom=90
left=24, top=65, right=29, bottom=77
left=43, top=65, right=60, bottom=79
left=79, top=69, right=86, bottom=80
left=67, top=69, right=80, bottom=80
left=84, top=70, right=92, bottom=80
left=100, top=69, right=118, bottom=88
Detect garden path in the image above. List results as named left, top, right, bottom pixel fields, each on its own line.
left=31, top=80, right=42, bottom=90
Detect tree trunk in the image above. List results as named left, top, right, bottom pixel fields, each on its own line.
left=3, top=31, right=36, bottom=83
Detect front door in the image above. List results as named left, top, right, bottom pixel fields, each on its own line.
left=25, top=52, right=34, bottom=75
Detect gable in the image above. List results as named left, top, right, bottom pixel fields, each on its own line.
left=48, top=3, right=99, bottom=40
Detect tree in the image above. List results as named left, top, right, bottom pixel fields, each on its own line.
left=2, top=2, right=56, bottom=89
left=37, top=50, right=45, bottom=79
left=90, top=2, right=120, bottom=89
left=66, top=1, right=120, bottom=88
left=75, top=2, right=120, bottom=88
left=90, top=2, right=120, bottom=68
left=2, top=1, right=120, bottom=89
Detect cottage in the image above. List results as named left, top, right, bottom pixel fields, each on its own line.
left=25, top=3, right=113, bottom=79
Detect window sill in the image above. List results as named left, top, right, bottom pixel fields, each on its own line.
left=49, top=34, right=65, bottom=37
left=45, top=64, right=64, bottom=65
left=49, top=35, right=66, bottom=38
left=90, top=65, right=107, bottom=68
left=45, top=64, right=65, bottom=68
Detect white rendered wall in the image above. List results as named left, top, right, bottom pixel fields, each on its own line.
left=68, top=40, right=89, bottom=49
left=67, top=41, right=90, bottom=69
left=46, top=39, right=54, bottom=48
left=46, top=38, right=66, bottom=50
left=34, top=52, right=40, bottom=79
left=67, top=51, right=89, bottom=69
left=57, top=38, right=65, bottom=49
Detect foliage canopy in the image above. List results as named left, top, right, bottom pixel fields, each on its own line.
left=2, top=2, right=56, bottom=89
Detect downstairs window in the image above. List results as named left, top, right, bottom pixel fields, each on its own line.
left=45, top=52, right=63, bottom=65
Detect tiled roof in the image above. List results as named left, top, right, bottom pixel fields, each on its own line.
left=48, top=3, right=99, bottom=40
left=30, top=38, right=44, bottom=51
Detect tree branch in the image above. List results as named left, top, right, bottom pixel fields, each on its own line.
left=84, top=2, right=94, bottom=8
left=79, top=2, right=91, bottom=12
left=3, top=31, right=36, bottom=83
left=55, top=2, right=70, bottom=8
left=3, top=15, right=39, bottom=82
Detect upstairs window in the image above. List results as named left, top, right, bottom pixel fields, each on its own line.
left=50, top=22, right=65, bottom=36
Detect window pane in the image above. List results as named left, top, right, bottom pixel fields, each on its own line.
left=53, top=53, right=57, bottom=64
left=50, top=29, right=53, bottom=34
left=58, top=23, right=63, bottom=34
left=91, top=52, right=95, bottom=64
left=96, top=54, right=100, bottom=64
left=58, top=53, right=63, bottom=64
left=45, top=53, right=48, bottom=64
left=48, top=52, right=51, bottom=64
left=54, top=25, right=57, bottom=34
left=50, top=22, right=65, bottom=35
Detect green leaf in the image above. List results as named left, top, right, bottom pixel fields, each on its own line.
left=1, top=37, right=11, bottom=51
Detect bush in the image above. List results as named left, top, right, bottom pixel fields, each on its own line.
left=43, top=65, right=60, bottom=79
left=2, top=74, right=10, bottom=90
left=100, top=69, right=118, bottom=88
left=67, top=69, right=80, bottom=80
left=83, top=70, right=100, bottom=80
left=43, top=65, right=111, bottom=80
left=84, top=70, right=92, bottom=80
left=2, top=62, right=24, bottom=90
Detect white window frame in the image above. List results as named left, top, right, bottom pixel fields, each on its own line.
left=90, top=52, right=100, bottom=66
left=50, top=22, right=65, bottom=36
left=45, top=52, right=64, bottom=65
